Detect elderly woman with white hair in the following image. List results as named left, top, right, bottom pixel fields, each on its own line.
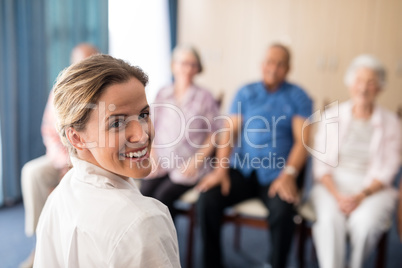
left=310, top=55, right=401, bottom=268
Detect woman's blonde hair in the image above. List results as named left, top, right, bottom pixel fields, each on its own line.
left=53, top=54, right=148, bottom=155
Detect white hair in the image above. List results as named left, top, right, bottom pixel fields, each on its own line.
left=344, top=54, right=386, bottom=89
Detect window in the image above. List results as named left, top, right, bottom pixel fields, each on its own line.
left=109, top=0, right=172, bottom=103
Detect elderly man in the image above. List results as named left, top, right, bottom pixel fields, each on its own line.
left=196, top=44, right=312, bottom=268
left=20, top=43, right=98, bottom=268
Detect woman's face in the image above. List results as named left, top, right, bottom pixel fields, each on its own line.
left=78, top=77, right=154, bottom=179
left=172, top=50, right=199, bottom=83
left=349, top=67, right=381, bottom=107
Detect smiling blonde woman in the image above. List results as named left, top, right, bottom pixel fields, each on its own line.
left=33, top=55, right=180, bottom=268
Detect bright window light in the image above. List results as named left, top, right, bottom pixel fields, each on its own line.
left=109, top=0, right=172, bottom=103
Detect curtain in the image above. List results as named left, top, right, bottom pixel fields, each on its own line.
left=0, top=0, right=108, bottom=206
left=0, top=0, right=48, bottom=206
left=0, top=121, right=2, bottom=205
left=168, top=0, right=178, bottom=51
left=45, top=0, right=109, bottom=90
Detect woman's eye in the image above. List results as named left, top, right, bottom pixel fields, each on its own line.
left=110, top=120, right=125, bottom=129
left=139, top=112, right=150, bottom=120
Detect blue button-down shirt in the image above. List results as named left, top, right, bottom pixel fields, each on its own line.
left=229, top=81, right=313, bottom=185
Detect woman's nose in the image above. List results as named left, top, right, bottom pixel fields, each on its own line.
left=360, top=83, right=370, bottom=93
left=127, top=121, right=149, bottom=144
left=355, top=81, right=367, bottom=92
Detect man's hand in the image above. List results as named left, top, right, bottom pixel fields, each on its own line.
left=268, top=173, right=299, bottom=204
left=196, top=169, right=231, bottom=196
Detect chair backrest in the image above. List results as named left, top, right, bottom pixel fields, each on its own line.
left=300, top=157, right=314, bottom=204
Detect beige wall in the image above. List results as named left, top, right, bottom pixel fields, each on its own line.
left=178, top=0, right=402, bottom=114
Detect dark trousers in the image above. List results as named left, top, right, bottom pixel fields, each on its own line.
left=140, top=174, right=192, bottom=219
left=197, top=168, right=299, bottom=268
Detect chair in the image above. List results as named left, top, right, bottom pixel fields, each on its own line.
left=175, top=191, right=271, bottom=268
left=396, top=169, right=402, bottom=242
left=296, top=201, right=391, bottom=268
left=175, top=163, right=306, bottom=268
left=229, top=197, right=391, bottom=268
left=225, top=198, right=269, bottom=251
left=398, top=179, right=402, bottom=242
left=175, top=188, right=199, bottom=268
left=297, top=165, right=402, bottom=268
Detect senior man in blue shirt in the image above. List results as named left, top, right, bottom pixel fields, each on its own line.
left=196, top=43, right=313, bottom=268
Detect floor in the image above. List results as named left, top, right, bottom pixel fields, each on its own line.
left=0, top=202, right=401, bottom=268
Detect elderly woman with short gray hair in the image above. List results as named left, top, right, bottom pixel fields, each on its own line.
left=140, top=45, right=220, bottom=220
left=310, top=55, right=401, bottom=268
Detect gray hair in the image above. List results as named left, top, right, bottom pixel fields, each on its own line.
left=344, top=54, right=386, bottom=89
left=269, top=43, right=291, bottom=66
left=172, top=44, right=203, bottom=73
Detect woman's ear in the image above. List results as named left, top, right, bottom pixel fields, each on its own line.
left=66, top=127, right=86, bottom=151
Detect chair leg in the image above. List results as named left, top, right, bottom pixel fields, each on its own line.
left=375, top=232, right=388, bottom=268
left=311, top=239, right=317, bottom=264
left=186, top=204, right=196, bottom=268
left=233, top=215, right=242, bottom=251
left=295, top=221, right=388, bottom=268
left=297, top=219, right=308, bottom=268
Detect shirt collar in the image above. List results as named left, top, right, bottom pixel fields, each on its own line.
left=344, top=100, right=382, bottom=127
left=70, top=157, right=137, bottom=190
left=162, top=84, right=198, bottom=104
left=370, top=105, right=382, bottom=127
left=259, top=81, right=288, bottom=93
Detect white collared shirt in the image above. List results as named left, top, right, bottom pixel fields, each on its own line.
left=34, top=157, right=181, bottom=268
